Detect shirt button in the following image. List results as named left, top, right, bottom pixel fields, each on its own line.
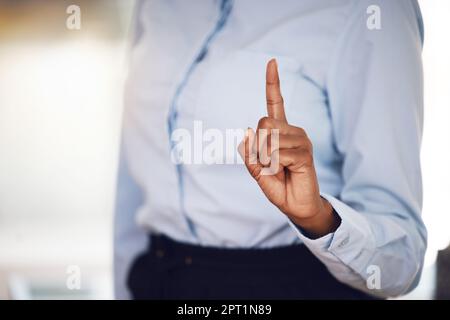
left=156, top=249, right=165, bottom=258
left=338, top=236, right=350, bottom=248
left=185, top=256, right=193, bottom=265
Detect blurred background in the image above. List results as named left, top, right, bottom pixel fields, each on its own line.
left=0, top=0, right=133, bottom=299
left=0, top=0, right=449, bottom=299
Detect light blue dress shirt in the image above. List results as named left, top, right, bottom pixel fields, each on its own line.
left=114, top=0, right=427, bottom=299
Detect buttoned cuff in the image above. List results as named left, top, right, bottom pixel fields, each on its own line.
left=288, top=193, right=376, bottom=275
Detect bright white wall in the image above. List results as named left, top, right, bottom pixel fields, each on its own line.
left=419, top=0, right=450, bottom=265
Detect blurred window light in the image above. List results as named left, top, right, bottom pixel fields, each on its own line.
left=0, top=0, right=448, bottom=300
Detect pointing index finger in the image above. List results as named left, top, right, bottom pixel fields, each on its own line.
left=266, top=59, right=287, bottom=123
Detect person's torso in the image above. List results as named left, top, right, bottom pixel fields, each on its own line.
left=123, top=0, right=353, bottom=247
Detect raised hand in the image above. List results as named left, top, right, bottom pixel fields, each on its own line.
left=238, top=59, right=340, bottom=238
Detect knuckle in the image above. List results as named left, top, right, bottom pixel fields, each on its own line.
left=297, top=127, right=307, bottom=136
left=307, top=140, right=313, bottom=152
left=266, top=96, right=283, bottom=106
left=301, top=136, right=313, bottom=151
left=302, top=148, right=314, bottom=164
left=258, top=116, right=272, bottom=129
left=281, top=149, right=293, bottom=162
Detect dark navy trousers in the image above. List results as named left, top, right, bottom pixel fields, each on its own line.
left=127, top=234, right=376, bottom=300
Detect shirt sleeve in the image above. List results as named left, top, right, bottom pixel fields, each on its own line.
left=113, top=147, right=147, bottom=300
left=290, top=0, right=427, bottom=298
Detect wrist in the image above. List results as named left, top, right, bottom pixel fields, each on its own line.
left=291, top=198, right=341, bottom=239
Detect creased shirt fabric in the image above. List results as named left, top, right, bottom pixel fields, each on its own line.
left=114, top=0, right=427, bottom=299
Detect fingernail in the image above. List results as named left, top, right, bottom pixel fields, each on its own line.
left=271, top=58, right=277, bottom=67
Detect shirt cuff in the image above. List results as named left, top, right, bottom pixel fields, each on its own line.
left=288, top=193, right=376, bottom=275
